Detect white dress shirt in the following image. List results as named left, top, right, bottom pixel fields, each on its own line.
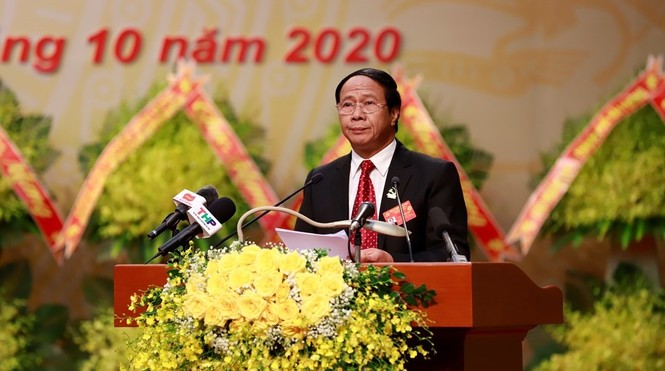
left=348, top=139, right=397, bottom=218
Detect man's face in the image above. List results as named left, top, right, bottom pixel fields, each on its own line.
left=338, top=75, right=399, bottom=158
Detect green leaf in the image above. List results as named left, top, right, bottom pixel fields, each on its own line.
left=403, top=296, right=417, bottom=306
left=634, top=219, right=646, bottom=242
left=620, top=224, right=633, bottom=249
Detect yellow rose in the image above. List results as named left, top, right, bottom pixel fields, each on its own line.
left=301, top=294, right=331, bottom=324
left=270, top=298, right=300, bottom=322
left=254, top=248, right=281, bottom=272
left=261, top=303, right=280, bottom=326
left=274, top=282, right=292, bottom=302
left=217, top=252, right=239, bottom=273
left=227, top=266, right=253, bottom=290
left=207, top=273, right=229, bottom=296
left=203, top=306, right=227, bottom=327
left=211, top=291, right=241, bottom=320
left=279, top=252, right=306, bottom=274
left=295, top=272, right=320, bottom=297
left=183, top=290, right=209, bottom=319
left=237, top=291, right=267, bottom=320
left=316, top=256, right=344, bottom=276
left=319, top=274, right=346, bottom=297
left=281, top=318, right=307, bottom=340
left=253, top=272, right=284, bottom=298
left=204, top=259, right=220, bottom=276
left=237, top=244, right=262, bottom=267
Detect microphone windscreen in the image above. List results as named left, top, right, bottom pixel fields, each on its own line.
left=391, top=176, right=400, bottom=187
left=360, top=201, right=375, bottom=217
left=311, top=173, right=324, bottom=184
left=207, top=197, right=237, bottom=224
left=428, top=207, right=450, bottom=237
left=197, top=185, right=219, bottom=205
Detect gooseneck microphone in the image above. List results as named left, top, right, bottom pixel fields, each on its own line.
left=429, top=207, right=468, bottom=263
left=350, top=201, right=375, bottom=263
left=212, top=173, right=324, bottom=248
left=349, top=202, right=375, bottom=232
left=391, top=177, right=413, bottom=262
left=146, top=197, right=236, bottom=263
left=234, top=206, right=408, bottom=242
left=147, top=185, right=219, bottom=239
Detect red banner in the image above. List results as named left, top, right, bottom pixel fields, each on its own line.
left=0, top=127, right=64, bottom=249
left=507, top=55, right=665, bottom=254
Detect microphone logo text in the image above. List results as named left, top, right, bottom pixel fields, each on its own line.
left=195, top=207, right=218, bottom=226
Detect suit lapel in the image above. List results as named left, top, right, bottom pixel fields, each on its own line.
left=335, top=154, right=352, bottom=221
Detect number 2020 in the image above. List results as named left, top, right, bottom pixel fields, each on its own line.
left=285, top=27, right=401, bottom=64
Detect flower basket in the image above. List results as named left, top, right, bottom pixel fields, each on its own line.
left=124, top=243, right=436, bottom=370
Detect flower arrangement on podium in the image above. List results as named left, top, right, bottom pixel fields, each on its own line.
left=124, top=242, right=436, bottom=370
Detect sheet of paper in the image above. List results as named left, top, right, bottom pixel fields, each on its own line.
left=275, top=228, right=349, bottom=258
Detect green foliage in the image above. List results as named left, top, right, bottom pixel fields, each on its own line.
left=0, top=295, right=38, bottom=370
left=536, top=105, right=665, bottom=249
left=72, top=307, right=140, bottom=371
left=0, top=80, right=60, bottom=247
left=0, top=270, right=79, bottom=370
left=79, top=83, right=269, bottom=262
left=304, top=113, right=493, bottom=190
left=359, top=265, right=437, bottom=308
left=534, top=267, right=665, bottom=371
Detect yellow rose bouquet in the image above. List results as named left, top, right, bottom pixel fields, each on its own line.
left=125, top=243, right=436, bottom=370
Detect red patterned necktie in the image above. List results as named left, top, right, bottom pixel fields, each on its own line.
left=351, top=160, right=378, bottom=249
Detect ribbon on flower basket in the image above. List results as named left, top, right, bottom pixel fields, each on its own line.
left=0, top=126, right=64, bottom=248
left=506, top=55, right=665, bottom=254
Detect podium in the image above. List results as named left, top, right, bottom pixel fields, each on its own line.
left=114, top=262, right=563, bottom=370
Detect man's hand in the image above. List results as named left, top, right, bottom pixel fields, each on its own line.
left=360, top=248, right=394, bottom=263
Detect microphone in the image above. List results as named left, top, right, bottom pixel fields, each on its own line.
left=350, top=201, right=375, bottom=263
left=363, top=220, right=410, bottom=237
left=234, top=206, right=409, bottom=242
left=429, top=207, right=468, bottom=263
left=391, top=177, right=413, bottom=262
left=147, top=185, right=219, bottom=239
left=349, top=202, right=375, bottom=232
left=213, top=173, right=324, bottom=248
left=146, top=197, right=236, bottom=263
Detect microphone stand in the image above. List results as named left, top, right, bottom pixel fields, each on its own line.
left=442, top=230, right=468, bottom=263
left=392, top=184, right=414, bottom=262
left=353, top=230, right=362, bottom=263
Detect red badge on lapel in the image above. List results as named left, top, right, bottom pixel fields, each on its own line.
left=382, top=200, right=416, bottom=226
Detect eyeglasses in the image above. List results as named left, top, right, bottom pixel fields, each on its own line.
left=336, top=101, right=387, bottom=115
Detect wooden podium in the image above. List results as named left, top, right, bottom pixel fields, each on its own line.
left=114, top=262, right=562, bottom=371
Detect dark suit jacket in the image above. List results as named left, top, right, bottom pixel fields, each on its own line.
left=295, top=141, right=469, bottom=262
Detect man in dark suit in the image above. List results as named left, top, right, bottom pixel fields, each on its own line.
left=295, top=68, right=469, bottom=263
